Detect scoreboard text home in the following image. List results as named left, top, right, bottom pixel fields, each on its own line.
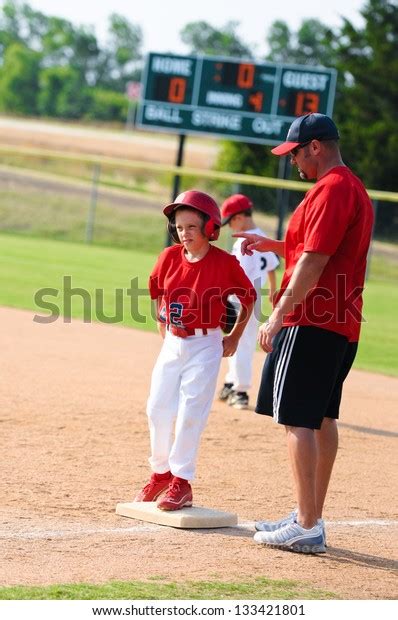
left=137, top=53, right=337, bottom=145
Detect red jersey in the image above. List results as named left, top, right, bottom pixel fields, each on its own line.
left=149, top=244, right=256, bottom=329
left=278, top=166, right=374, bottom=341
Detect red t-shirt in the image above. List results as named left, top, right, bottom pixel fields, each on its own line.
left=278, top=166, right=374, bottom=341
left=149, top=244, right=257, bottom=329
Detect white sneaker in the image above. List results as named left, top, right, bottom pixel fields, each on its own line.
left=253, top=520, right=326, bottom=554
left=255, top=510, right=297, bottom=532
left=255, top=511, right=327, bottom=546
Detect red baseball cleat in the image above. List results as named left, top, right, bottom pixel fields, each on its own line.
left=157, top=477, right=193, bottom=511
left=134, top=471, right=172, bottom=502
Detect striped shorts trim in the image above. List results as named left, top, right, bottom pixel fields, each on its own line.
left=272, top=326, right=299, bottom=423
left=255, top=325, right=356, bottom=430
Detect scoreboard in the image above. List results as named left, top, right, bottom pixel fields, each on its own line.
left=136, top=53, right=337, bottom=145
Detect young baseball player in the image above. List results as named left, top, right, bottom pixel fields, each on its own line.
left=218, top=194, right=279, bottom=409
left=134, top=190, right=256, bottom=510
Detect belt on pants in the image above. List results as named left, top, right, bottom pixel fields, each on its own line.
left=167, top=325, right=219, bottom=338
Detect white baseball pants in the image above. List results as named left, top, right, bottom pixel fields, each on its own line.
left=146, top=329, right=223, bottom=481
left=225, top=309, right=258, bottom=392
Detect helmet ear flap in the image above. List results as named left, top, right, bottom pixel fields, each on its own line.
left=204, top=220, right=220, bottom=240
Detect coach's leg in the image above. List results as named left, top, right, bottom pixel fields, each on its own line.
left=314, top=417, right=338, bottom=519
left=286, top=425, right=318, bottom=529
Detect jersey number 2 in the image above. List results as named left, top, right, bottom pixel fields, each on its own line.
left=169, top=302, right=184, bottom=326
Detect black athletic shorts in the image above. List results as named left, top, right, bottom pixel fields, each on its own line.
left=255, top=325, right=358, bottom=430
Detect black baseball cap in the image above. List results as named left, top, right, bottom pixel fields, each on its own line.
left=271, top=113, right=339, bottom=156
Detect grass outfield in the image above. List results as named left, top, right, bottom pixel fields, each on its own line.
left=1, top=233, right=157, bottom=331
left=0, top=577, right=336, bottom=600
left=1, top=233, right=397, bottom=376
left=0, top=163, right=276, bottom=253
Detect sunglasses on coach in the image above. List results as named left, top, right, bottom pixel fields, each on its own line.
left=290, top=141, right=312, bottom=157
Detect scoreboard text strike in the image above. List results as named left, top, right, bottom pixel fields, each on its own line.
left=136, top=53, right=337, bottom=145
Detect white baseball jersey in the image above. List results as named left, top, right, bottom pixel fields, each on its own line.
left=226, top=227, right=279, bottom=392
left=231, top=227, right=279, bottom=292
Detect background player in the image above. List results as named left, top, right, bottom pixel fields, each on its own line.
left=218, top=194, right=279, bottom=409
left=134, top=190, right=256, bottom=511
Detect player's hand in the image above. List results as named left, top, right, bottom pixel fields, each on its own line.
left=232, top=232, right=270, bottom=256
left=257, top=311, right=283, bottom=352
left=157, top=322, right=166, bottom=339
left=222, top=333, right=239, bottom=357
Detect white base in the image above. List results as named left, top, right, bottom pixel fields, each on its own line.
left=116, top=502, right=238, bottom=529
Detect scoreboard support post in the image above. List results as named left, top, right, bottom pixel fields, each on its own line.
left=166, top=133, right=186, bottom=247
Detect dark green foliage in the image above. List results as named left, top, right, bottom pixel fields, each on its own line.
left=0, top=41, right=40, bottom=114
left=266, top=19, right=337, bottom=66
left=333, top=0, right=398, bottom=234
left=0, top=0, right=142, bottom=121
left=84, top=88, right=129, bottom=122
left=180, top=20, right=253, bottom=58
left=215, top=140, right=278, bottom=215
left=38, top=66, right=90, bottom=119
left=335, top=1, right=398, bottom=189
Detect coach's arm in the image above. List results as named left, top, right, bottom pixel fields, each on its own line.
left=258, top=251, right=330, bottom=353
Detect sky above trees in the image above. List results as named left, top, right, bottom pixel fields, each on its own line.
left=3, top=0, right=366, bottom=57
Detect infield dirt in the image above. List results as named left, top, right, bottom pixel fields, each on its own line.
left=1, top=307, right=397, bottom=599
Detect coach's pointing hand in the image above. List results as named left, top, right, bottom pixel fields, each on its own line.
left=232, top=232, right=286, bottom=259
left=232, top=232, right=271, bottom=256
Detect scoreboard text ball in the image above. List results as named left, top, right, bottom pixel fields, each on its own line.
left=136, top=53, right=337, bottom=145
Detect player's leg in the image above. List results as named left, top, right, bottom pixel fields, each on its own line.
left=146, top=332, right=182, bottom=474
left=135, top=333, right=184, bottom=501
left=169, top=331, right=223, bottom=481
left=227, top=311, right=258, bottom=408
left=158, top=331, right=223, bottom=510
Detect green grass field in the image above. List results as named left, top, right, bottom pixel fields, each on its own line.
left=1, top=232, right=397, bottom=375
left=0, top=577, right=336, bottom=600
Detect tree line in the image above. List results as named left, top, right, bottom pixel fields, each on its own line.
left=0, top=1, right=142, bottom=121
left=0, top=0, right=397, bottom=225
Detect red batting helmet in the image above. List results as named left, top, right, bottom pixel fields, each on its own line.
left=220, top=194, right=253, bottom=226
left=163, top=190, right=221, bottom=242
